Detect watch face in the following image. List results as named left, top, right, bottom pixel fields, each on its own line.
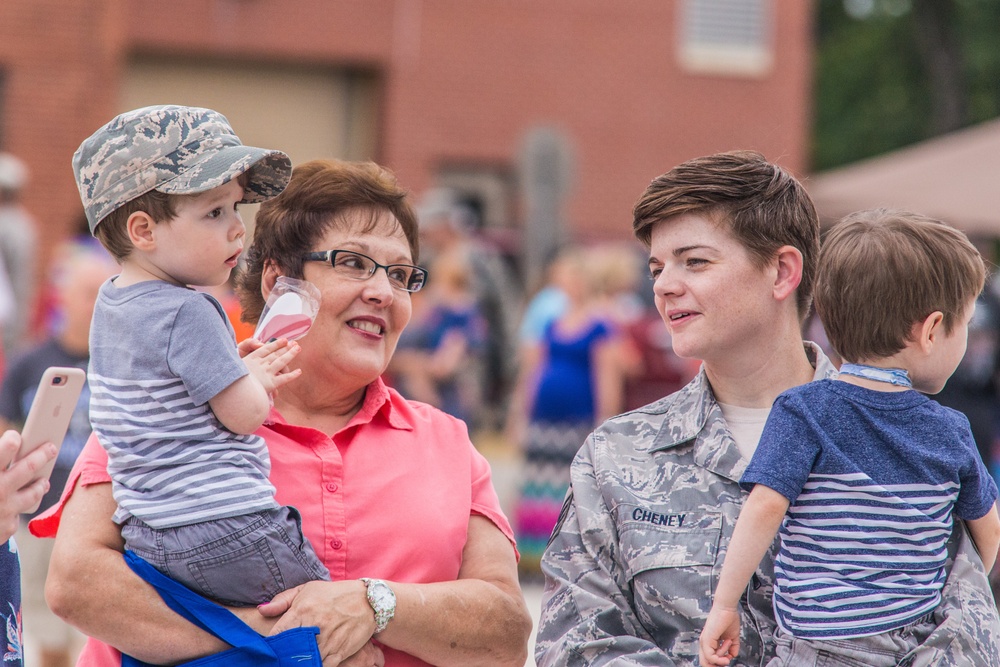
left=364, top=578, right=396, bottom=633
left=371, top=582, right=394, bottom=607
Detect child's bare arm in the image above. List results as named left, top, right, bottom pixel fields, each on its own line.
left=699, top=484, right=789, bottom=667
left=965, top=503, right=1000, bottom=572
left=210, top=339, right=301, bottom=434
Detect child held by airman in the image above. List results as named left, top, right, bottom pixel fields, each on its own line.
left=700, top=208, right=1000, bottom=667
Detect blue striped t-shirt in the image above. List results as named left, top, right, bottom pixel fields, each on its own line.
left=741, top=379, right=997, bottom=639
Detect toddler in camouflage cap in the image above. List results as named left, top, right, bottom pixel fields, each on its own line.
left=73, top=105, right=330, bottom=605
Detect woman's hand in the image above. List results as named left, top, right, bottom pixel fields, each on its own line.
left=0, top=430, right=56, bottom=540
left=338, top=642, right=385, bottom=667
left=258, top=580, right=377, bottom=666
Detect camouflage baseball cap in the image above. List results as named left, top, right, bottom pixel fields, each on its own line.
left=73, top=105, right=292, bottom=233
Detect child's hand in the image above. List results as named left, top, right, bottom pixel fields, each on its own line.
left=699, top=606, right=741, bottom=667
left=242, top=338, right=302, bottom=395
left=237, top=337, right=264, bottom=358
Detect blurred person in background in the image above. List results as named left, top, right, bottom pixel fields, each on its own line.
left=516, top=248, right=572, bottom=348
left=506, top=244, right=624, bottom=578
left=934, top=286, right=1000, bottom=599
left=588, top=242, right=646, bottom=328
left=587, top=241, right=698, bottom=411
left=417, top=189, right=521, bottom=431
left=389, top=245, right=488, bottom=427
left=0, top=154, right=38, bottom=356
left=935, top=288, right=1000, bottom=488
left=620, top=306, right=698, bottom=412
left=0, top=237, right=117, bottom=667
left=29, top=215, right=91, bottom=338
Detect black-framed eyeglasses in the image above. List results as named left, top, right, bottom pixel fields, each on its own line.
left=303, top=250, right=428, bottom=293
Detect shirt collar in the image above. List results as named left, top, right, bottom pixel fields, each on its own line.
left=649, top=341, right=836, bottom=457
left=264, top=376, right=415, bottom=434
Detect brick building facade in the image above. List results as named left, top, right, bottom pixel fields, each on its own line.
left=0, top=0, right=813, bottom=284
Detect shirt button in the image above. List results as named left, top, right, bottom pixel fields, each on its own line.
left=331, top=539, right=343, bottom=550
left=326, top=482, right=339, bottom=492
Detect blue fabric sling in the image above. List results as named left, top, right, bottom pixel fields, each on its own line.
left=121, top=550, right=322, bottom=667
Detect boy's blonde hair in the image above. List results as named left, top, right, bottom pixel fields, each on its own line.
left=815, top=208, right=986, bottom=363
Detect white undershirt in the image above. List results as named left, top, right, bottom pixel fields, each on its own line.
left=717, top=402, right=772, bottom=461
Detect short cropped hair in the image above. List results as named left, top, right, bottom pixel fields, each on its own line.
left=237, top=159, right=419, bottom=324
left=814, top=208, right=986, bottom=363
left=94, top=190, right=177, bottom=261
left=632, top=150, right=819, bottom=319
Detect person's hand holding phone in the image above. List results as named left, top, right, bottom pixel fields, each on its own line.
left=0, top=431, right=56, bottom=541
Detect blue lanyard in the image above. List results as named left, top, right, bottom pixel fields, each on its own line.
left=838, top=363, right=912, bottom=388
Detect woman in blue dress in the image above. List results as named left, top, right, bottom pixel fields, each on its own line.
left=507, top=246, right=624, bottom=576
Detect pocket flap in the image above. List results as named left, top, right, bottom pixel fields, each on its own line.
left=617, top=504, right=722, bottom=579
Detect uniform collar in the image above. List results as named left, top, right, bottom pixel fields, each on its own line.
left=648, top=342, right=837, bottom=480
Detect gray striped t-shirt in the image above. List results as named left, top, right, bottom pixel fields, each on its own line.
left=89, top=279, right=277, bottom=529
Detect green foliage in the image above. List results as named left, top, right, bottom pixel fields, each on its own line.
left=813, top=0, right=1000, bottom=171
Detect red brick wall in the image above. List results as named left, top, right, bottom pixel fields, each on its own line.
left=0, top=0, right=125, bottom=278
left=2, top=0, right=813, bottom=274
left=381, top=0, right=814, bottom=238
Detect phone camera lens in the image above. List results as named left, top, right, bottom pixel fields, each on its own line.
left=53, top=377, right=63, bottom=385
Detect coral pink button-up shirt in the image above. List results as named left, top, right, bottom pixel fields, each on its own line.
left=31, top=378, right=517, bottom=667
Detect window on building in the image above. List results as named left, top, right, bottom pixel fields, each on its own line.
left=678, top=0, right=774, bottom=77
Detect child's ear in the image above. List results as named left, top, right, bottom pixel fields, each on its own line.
left=126, top=211, right=157, bottom=250
left=914, top=311, right=946, bottom=354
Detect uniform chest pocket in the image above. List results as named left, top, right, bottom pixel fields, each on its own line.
left=616, top=504, right=723, bottom=583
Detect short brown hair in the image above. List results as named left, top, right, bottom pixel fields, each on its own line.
left=94, top=190, right=177, bottom=261
left=237, top=159, right=419, bottom=324
left=815, top=208, right=986, bottom=363
left=632, top=150, right=819, bottom=318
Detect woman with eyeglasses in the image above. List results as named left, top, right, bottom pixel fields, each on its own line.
left=37, top=159, right=532, bottom=667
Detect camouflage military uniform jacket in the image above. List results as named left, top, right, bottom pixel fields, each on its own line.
left=536, top=343, right=1000, bottom=667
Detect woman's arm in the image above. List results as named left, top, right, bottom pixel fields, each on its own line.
left=503, top=339, right=543, bottom=447
left=592, top=334, right=624, bottom=424
left=45, top=481, right=245, bottom=663
left=263, top=515, right=531, bottom=667
left=379, top=514, right=531, bottom=665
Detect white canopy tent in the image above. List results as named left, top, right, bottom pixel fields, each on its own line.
left=806, top=117, right=1000, bottom=237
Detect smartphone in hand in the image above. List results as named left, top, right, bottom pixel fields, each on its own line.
left=15, top=366, right=86, bottom=513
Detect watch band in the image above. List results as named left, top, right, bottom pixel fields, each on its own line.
left=360, top=577, right=396, bottom=633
